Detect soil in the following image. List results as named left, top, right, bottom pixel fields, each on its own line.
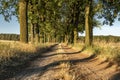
left=6, top=44, right=120, bottom=80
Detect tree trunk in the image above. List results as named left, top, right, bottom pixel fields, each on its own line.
left=34, top=23, right=39, bottom=44
left=47, top=35, right=50, bottom=43
left=70, top=30, right=74, bottom=44
left=74, top=28, right=77, bottom=44
left=40, top=33, right=43, bottom=43
left=19, top=0, right=28, bottom=43
left=73, top=4, right=80, bottom=45
left=43, top=32, right=46, bottom=43
left=31, top=23, right=34, bottom=44
left=85, top=1, right=93, bottom=46
left=65, top=34, right=68, bottom=44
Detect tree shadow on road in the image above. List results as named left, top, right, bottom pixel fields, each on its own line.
left=109, top=63, right=120, bottom=80
left=40, top=47, right=86, bottom=58
left=11, top=53, right=96, bottom=80
left=109, top=72, right=120, bottom=80
left=8, top=44, right=119, bottom=80
left=1, top=44, right=58, bottom=80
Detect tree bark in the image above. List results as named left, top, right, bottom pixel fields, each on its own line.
left=73, top=1, right=80, bottom=45
left=19, top=0, right=28, bottom=43
left=34, top=23, right=39, bottom=44
left=85, top=1, right=93, bottom=46
left=43, top=32, right=46, bottom=43
left=40, top=33, right=43, bottom=43
left=74, top=28, right=78, bottom=44
left=31, top=23, right=34, bottom=44
left=70, top=30, right=74, bottom=44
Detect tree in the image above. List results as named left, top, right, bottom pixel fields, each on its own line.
left=99, top=0, right=120, bottom=25
left=85, top=0, right=93, bottom=46
left=0, top=0, right=18, bottom=21
left=58, top=0, right=85, bottom=44
left=0, top=0, right=105, bottom=46
left=0, top=0, right=28, bottom=43
left=85, top=0, right=102, bottom=46
left=71, top=0, right=84, bottom=44
left=19, top=0, right=28, bottom=43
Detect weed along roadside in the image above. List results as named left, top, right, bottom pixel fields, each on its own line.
left=0, top=41, right=57, bottom=80
left=62, top=43, right=120, bottom=80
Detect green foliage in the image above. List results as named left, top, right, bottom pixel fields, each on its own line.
left=0, top=0, right=120, bottom=45
left=98, top=0, right=120, bottom=25
left=0, top=0, right=18, bottom=21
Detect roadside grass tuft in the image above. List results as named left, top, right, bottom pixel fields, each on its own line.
left=92, top=41, right=120, bottom=62
left=73, top=41, right=120, bottom=64
left=0, top=41, right=50, bottom=79
left=84, top=41, right=120, bottom=64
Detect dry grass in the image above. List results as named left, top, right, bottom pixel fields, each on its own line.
left=0, top=42, right=36, bottom=66
left=0, top=41, right=50, bottom=79
left=73, top=41, right=120, bottom=64
left=54, top=44, right=75, bottom=80
left=93, top=41, right=120, bottom=62
left=54, top=62, right=75, bottom=80
left=60, top=62, right=74, bottom=80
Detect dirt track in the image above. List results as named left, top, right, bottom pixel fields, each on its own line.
left=8, top=44, right=120, bottom=80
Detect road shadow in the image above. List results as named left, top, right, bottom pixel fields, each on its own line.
left=10, top=54, right=96, bottom=80
left=40, top=47, right=86, bottom=58
left=109, top=63, right=120, bottom=80
left=97, top=59, right=108, bottom=65
left=109, top=72, right=120, bottom=80
left=37, top=44, right=58, bottom=54
left=1, top=44, right=58, bottom=80
left=103, top=62, right=114, bottom=70
left=7, top=44, right=118, bottom=80
left=97, top=59, right=115, bottom=70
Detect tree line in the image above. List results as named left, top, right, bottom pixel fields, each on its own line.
left=0, top=0, right=120, bottom=46
left=0, top=34, right=19, bottom=41
left=79, top=35, right=120, bottom=43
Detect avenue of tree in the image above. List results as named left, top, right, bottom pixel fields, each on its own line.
left=0, top=0, right=120, bottom=46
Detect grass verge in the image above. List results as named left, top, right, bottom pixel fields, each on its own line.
left=0, top=41, right=53, bottom=80
left=72, top=41, right=120, bottom=65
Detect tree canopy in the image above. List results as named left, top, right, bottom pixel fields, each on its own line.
left=0, top=0, right=120, bottom=46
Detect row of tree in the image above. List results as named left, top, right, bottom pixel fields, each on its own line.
left=0, top=34, right=19, bottom=41
left=78, top=35, right=120, bottom=43
left=0, top=0, right=120, bottom=46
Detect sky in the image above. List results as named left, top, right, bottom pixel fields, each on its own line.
left=80, top=19, right=120, bottom=36
left=0, top=15, right=20, bottom=34
left=0, top=15, right=120, bottom=36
